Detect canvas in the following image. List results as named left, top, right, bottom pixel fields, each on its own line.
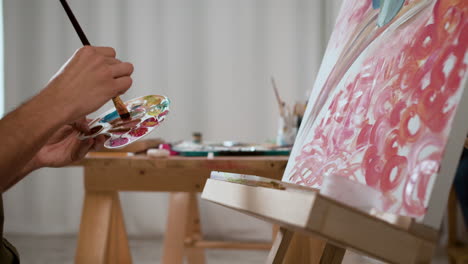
left=283, top=0, right=468, bottom=225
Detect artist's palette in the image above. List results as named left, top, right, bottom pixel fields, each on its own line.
left=79, top=95, right=170, bottom=149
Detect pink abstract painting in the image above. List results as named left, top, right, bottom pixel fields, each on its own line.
left=284, top=0, right=468, bottom=218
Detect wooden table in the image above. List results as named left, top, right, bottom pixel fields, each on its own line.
left=73, top=154, right=288, bottom=264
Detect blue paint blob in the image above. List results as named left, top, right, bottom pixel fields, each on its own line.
left=100, top=110, right=119, bottom=123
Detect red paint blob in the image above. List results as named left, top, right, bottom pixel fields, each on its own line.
left=141, top=117, right=159, bottom=127
left=158, top=110, right=169, bottom=118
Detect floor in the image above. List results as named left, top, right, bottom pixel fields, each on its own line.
left=5, top=234, right=451, bottom=264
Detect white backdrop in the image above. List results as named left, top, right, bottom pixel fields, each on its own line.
left=2, top=0, right=341, bottom=239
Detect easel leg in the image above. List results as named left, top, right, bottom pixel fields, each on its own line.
left=106, top=193, right=132, bottom=264
left=162, top=192, right=192, bottom=264
left=319, top=243, right=346, bottom=264
left=185, top=193, right=206, bottom=264
left=448, top=187, right=458, bottom=247
left=75, top=191, right=114, bottom=264
left=283, top=233, right=326, bottom=264
left=272, top=225, right=280, bottom=241
left=266, top=227, right=294, bottom=264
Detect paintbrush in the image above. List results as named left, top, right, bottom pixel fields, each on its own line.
left=271, top=77, right=286, bottom=118
left=59, top=0, right=131, bottom=120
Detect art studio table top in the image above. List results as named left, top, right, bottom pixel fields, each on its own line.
left=76, top=153, right=289, bottom=192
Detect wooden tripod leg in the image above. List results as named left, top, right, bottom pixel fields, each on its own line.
left=266, top=227, right=294, bottom=264
left=185, top=193, right=206, bottom=264
left=283, top=233, right=326, bottom=264
left=75, top=191, right=115, bottom=264
left=319, top=243, right=346, bottom=264
left=162, top=192, right=192, bottom=264
left=106, top=193, right=132, bottom=264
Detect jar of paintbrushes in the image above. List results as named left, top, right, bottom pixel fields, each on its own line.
left=271, top=78, right=300, bottom=147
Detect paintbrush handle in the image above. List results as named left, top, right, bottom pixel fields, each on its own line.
left=112, top=97, right=131, bottom=120
left=59, top=0, right=130, bottom=120
left=59, top=0, right=90, bottom=45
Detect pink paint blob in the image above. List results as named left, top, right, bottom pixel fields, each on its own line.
left=129, top=127, right=148, bottom=137
left=109, top=137, right=129, bottom=147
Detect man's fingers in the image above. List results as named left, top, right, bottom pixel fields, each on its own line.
left=110, top=62, right=134, bottom=78
left=71, top=138, right=94, bottom=162
left=71, top=118, right=90, bottom=133
left=113, top=76, right=133, bottom=95
left=105, top=57, right=121, bottom=65
left=94, top=47, right=116, bottom=58
left=92, top=135, right=107, bottom=151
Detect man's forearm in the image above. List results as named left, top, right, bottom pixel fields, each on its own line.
left=2, top=159, right=40, bottom=192
left=0, top=90, right=72, bottom=192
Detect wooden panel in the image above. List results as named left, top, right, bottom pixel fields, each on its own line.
left=202, top=179, right=317, bottom=228
left=76, top=155, right=288, bottom=171
left=84, top=167, right=283, bottom=192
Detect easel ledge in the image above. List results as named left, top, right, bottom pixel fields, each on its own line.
left=202, top=179, right=438, bottom=264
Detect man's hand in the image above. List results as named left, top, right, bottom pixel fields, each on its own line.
left=40, top=46, right=134, bottom=124
left=31, top=119, right=106, bottom=168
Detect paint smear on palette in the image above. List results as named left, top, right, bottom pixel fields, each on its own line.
left=141, top=117, right=159, bottom=127
left=129, top=127, right=148, bottom=137
left=111, top=119, right=141, bottom=129
left=84, top=125, right=103, bottom=136
left=158, top=110, right=169, bottom=119
left=100, top=110, right=119, bottom=123
left=108, top=127, right=131, bottom=135
left=144, top=95, right=162, bottom=106
left=148, top=106, right=162, bottom=116
left=109, top=137, right=129, bottom=147
left=130, top=108, right=146, bottom=119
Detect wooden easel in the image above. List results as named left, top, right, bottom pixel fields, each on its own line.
left=202, top=179, right=437, bottom=263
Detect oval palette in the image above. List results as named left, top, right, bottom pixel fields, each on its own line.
left=79, top=95, right=170, bottom=149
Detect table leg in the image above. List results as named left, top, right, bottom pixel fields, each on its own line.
left=75, top=191, right=114, bottom=264
left=185, top=193, right=206, bottom=264
left=106, top=193, right=132, bottom=264
left=162, top=192, right=192, bottom=264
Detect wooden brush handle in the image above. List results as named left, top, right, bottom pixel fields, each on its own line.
left=112, top=97, right=131, bottom=120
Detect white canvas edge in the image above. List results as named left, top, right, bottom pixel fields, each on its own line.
left=422, top=77, right=468, bottom=229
